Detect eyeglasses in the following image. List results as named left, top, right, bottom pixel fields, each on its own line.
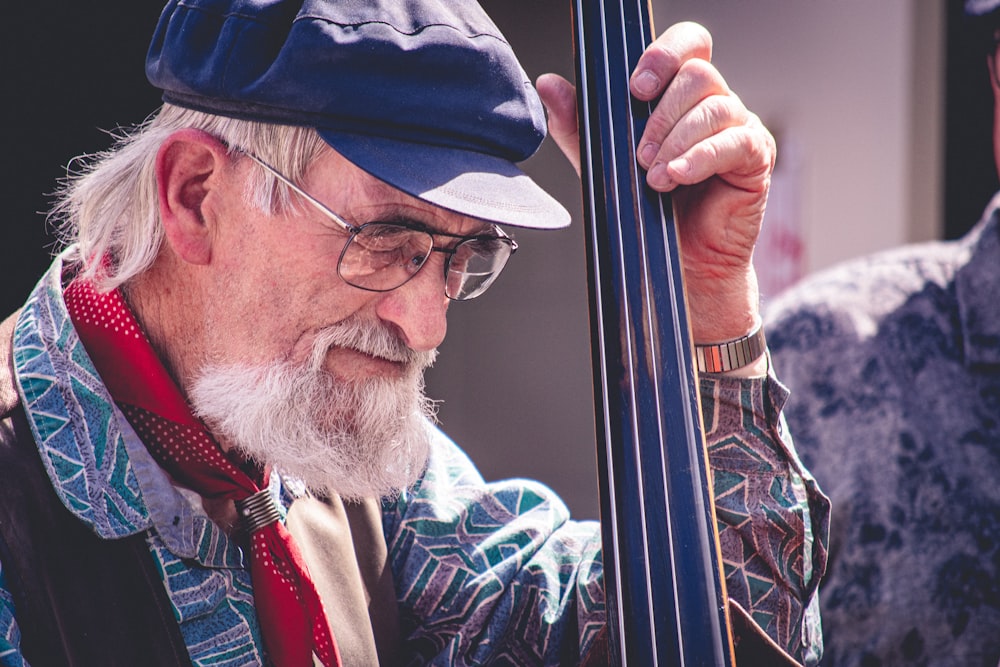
left=243, top=152, right=517, bottom=301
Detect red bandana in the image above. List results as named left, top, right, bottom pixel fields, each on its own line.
left=64, top=277, right=342, bottom=667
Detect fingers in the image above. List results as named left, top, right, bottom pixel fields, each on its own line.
left=629, top=21, right=772, bottom=194
left=538, top=21, right=746, bottom=190
left=635, top=56, right=773, bottom=193
left=630, top=21, right=713, bottom=101
left=536, top=73, right=582, bottom=176
left=663, top=119, right=775, bottom=192
left=638, top=56, right=732, bottom=168
left=646, top=89, right=775, bottom=193
left=540, top=20, right=774, bottom=212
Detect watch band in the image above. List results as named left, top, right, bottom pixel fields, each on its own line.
left=694, top=321, right=767, bottom=374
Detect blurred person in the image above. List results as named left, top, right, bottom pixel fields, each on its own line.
left=766, top=2, right=1000, bottom=664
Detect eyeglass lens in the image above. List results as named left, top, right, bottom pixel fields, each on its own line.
left=338, top=223, right=513, bottom=300
left=444, top=237, right=513, bottom=300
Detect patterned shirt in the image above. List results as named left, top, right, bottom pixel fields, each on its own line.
left=766, top=196, right=1000, bottom=667
left=1, top=253, right=828, bottom=666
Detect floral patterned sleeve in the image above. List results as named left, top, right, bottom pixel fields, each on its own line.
left=383, top=368, right=829, bottom=667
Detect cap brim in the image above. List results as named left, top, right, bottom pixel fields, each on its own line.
left=319, top=130, right=571, bottom=230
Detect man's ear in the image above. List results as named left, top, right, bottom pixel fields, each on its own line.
left=155, top=129, right=233, bottom=265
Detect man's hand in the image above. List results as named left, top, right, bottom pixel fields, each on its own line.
left=537, top=21, right=775, bottom=349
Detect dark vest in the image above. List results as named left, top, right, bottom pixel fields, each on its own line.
left=0, top=311, right=190, bottom=666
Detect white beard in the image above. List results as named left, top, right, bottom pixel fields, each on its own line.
left=188, top=317, right=438, bottom=500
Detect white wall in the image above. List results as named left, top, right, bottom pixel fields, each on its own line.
left=663, top=0, right=944, bottom=280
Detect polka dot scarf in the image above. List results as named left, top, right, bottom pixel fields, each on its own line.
left=64, top=277, right=342, bottom=667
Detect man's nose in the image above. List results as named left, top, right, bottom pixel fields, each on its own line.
left=374, top=257, right=449, bottom=352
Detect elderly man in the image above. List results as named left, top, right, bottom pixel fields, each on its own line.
left=0, top=1, right=826, bottom=665
left=766, top=2, right=1000, bottom=665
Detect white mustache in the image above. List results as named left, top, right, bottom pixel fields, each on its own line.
left=309, top=316, right=437, bottom=371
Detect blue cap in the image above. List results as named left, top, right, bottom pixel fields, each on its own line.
left=146, top=0, right=571, bottom=230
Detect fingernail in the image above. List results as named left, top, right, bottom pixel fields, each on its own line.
left=639, top=142, right=659, bottom=166
left=633, top=70, right=660, bottom=96
left=647, top=163, right=673, bottom=189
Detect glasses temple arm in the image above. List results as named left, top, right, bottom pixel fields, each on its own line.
left=242, top=152, right=357, bottom=234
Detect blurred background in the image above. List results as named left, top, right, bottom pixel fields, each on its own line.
left=2, top=1, right=993, bottom=519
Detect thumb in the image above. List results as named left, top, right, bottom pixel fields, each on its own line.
left=536, top=73, right=581, bottom=176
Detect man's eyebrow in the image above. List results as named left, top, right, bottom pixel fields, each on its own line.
left=358, top=206, right=496, bottom=237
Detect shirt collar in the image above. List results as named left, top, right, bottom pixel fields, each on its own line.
left=12, top=252, right=243, bottom=565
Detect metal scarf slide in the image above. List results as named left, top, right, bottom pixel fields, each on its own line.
left=572, top=1, right=736, bottom=665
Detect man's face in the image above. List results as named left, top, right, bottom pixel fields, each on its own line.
left=198, top=147, right=498, bottom=377
left=186, top=147, right=494, bottom=498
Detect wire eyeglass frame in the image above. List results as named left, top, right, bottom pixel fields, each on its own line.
left=242, top=152, right=517, bottom=301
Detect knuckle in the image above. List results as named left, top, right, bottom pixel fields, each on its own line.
left=738, top=129, right=773, bottom=179
left=702, top=140, right=723, bottom=167
left=677, top=58, right=723, bottom=92
left=679, top=21, right=714, bottom=52
left=644, top=109, right=676, bottom=143
left=702, top=95, right=737, bottom=132
left=644, top=43, right=682, bottom=75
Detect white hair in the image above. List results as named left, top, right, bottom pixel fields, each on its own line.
left=49, top=103, right=328, bottom=290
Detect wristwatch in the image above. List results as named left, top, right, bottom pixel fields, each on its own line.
left=694, top=321, right=767, bottom=374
